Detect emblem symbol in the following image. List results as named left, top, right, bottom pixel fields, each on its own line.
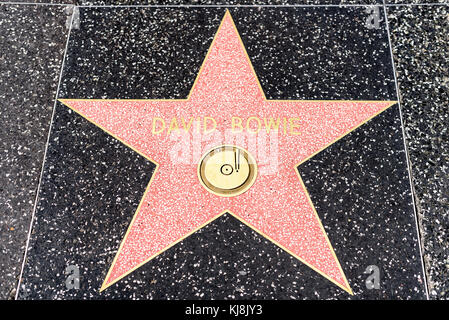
left=198, top=145, right=257, bottom=197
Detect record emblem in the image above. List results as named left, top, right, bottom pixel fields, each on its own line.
left=198, top=145, right=257, bottom=197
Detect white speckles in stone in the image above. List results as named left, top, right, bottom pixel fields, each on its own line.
left=388, top=5, right=449, bottom=299
left=0, top=4, right=69, bottom=300
left=17, top=6, right=427, bottom=300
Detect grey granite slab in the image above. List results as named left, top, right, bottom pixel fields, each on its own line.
left=387, top=5, right=448, bottom=299
left=0, top=4, right=70, bottom=299
left=0, top=1, right=76, bottom=4
left=386, top=1, right=448, bottom=5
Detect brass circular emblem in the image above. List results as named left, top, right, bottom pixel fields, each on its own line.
left=198, top=145, right=257, bottom=197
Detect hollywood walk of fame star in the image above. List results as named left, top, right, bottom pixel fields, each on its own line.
left=60, top=10, right=395, bottom=294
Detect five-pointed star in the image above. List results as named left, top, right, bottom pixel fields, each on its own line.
left=60, top=11, right=395, bottom=294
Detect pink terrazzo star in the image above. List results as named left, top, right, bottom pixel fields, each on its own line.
left=60, top=11, right=395, bottom=294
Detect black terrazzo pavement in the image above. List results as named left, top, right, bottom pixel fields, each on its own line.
left=15, top=7, right=427, bottom=299
left=0, top=4, right=69, bottom=299
left=0, top=1, right=382, bottom=5
left=76, top=0, right=382, bottom=6
left=388, top=5, right=449, bottom=299
left=0, top=1, right=77, bottom=4
left=58, top=7, right=396, bottom=100
left=300, top=104, right=425, bottom=299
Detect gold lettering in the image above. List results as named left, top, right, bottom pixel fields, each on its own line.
left=167, top=117, right=179, bottom=135
left=152, top=117, right=165, bottom=135
left=203, top=117, right=217, bottom=134
left=232, top=117, right=243, bottom=133
left=246, top=116, right=261, bottom=134
left=263, top=117, right=280, bottom=133
left=181, top=117, right=194, bottom=132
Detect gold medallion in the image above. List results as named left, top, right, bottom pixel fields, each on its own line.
left=198, top=145, right=257, bottom=197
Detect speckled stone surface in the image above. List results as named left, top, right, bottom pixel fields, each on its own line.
left=0, top=0, right=381, bottom=5
left=58, top=7, right=396, bottom=100
left=0, top=0, right=65, bottom=3
left=300, top=104, right=425, bottom=299
left=17, top=7, right=426, bottom=299
left=0, top=4, right=69, bottom=299
left=386, top=1, right=448, bottom=5
left=388, top=5, right=449, bottom=299
left=76, top=1, right=382, bottom=5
